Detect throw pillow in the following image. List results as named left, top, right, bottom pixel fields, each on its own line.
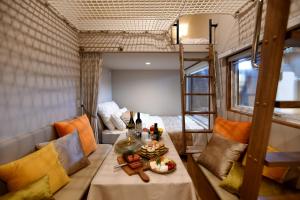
left=36, top=130, right=90, bottom=175
left=197, top=134, right=247, bottom=179
left=54, top=115, right=97, bottom=156
left=220, top=162, right=285, bottom=196
left=0, top=176, right=53, bottom=200
left=111, top=114, right=126, bottom=130
left=213, top=117, right=252, bottom=144
left=0, top=143, right=70, bottom=194
left=98, top=101, right=120, bottom=130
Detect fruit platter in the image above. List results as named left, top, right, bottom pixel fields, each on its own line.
left=138, top=140, right=168, bottom=159
left=149, top=156, right=176, bottom=174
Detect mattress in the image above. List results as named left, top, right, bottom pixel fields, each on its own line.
left=160, top=115, right=208, bottom=155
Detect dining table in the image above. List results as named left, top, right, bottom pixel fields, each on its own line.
left=87, top=132, right=197, bottom=200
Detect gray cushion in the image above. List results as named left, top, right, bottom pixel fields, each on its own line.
left=53, top=144, right=112, bottom=200
left=197, top=134, right=247, bottom=179
left=36, top=130, right=91, bottom=176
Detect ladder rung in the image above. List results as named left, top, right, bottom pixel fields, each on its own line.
left=184, top=111, right=216, bottom=115
left=184, top=129, right=213, bottom=133
left=185, top=93, right=214, bottom=96
left=264, top=152, right=300, bottom=167
left=184, top=57, right=209, bottom=62
left=186, top=145, right=207, bottom=154
left=185, top=75, right=212, bottom=79
left=274, top=101, right=300, bottom=108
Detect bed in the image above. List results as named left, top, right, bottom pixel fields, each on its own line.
left=160, top=115, right=208, bottom=154
left=98, top=101, right=208, bottom=154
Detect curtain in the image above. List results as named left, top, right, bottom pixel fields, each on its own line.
left=80, top=52, right=103, bottom=143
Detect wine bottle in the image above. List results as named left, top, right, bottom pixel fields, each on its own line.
left=135, top=112, right=142, bottom=136
left=127, top=111, right=135, bottom=137
left=153, top=123, right=160, bottom=141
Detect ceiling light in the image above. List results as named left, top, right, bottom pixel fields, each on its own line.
left=145, top=62, right=151, bottom=65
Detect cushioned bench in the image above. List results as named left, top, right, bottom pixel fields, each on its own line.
left=0, top=121, right=112, bottom=200
left=187, top=154, right=239, bottom=200
left=187, top=153, right=300, bottom=200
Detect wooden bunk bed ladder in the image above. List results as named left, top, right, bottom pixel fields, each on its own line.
left=239, top=0, right=300, bottom=200
left=179, top=42, right=218, bottom=154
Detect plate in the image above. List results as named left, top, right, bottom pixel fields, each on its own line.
left=149, top=157, right=176, bottom=174
left=150, top=166, right=176, bottom=174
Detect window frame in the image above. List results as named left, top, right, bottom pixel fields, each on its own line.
left=226, top=48, right=300, bottom=129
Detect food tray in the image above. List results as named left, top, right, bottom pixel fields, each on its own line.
left=138, top=146, right=169, bottom=159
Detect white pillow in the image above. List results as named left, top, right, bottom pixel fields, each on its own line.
left=115, top=107, right=128, bottom=117
left=98, top=101, right=120, bottom=130
left=111, top=114, right=126, bottom=130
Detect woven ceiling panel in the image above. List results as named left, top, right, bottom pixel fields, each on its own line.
left=46, top=0, right=248, bottom=31
left=79, top=31, right=176, bottom=52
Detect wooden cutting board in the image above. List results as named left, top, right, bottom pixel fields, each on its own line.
left=117, top=156, right=150, bottom=182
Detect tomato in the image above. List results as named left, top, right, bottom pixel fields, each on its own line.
left=150, top=125, right=154, bottom=132
left=133, top=154, right=140, bottom=161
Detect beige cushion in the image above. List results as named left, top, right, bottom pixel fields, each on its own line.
left=36, top=130, right=90, bottom=175
left=53, top=144, right=112, bottom=200
left=197, top=134, right=247, bottom=179
left=192, top=154, right=239, bottom=200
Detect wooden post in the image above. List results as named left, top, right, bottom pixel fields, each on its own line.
left=179, top=44, right=187, bottom=153
left=209, top=44, right=218, bottom=122
left=240, top=0, right=290, bottom=199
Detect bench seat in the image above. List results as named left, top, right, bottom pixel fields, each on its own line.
left=191, top=154, right=238, bottom=200
left=0, top=122, right=113, bottom=200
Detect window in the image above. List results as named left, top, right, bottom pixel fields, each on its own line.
left=230, top=47, right=300, bottom=123
left=232, top=59, right=258, bottom=108
left=186, top=66, right=209, bottom=126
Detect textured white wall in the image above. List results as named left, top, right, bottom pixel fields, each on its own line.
left=112, top=70, right=181, bottom=115
left=98, top=68, right=112, bottom=103
left=0, top=0, right=80, bottom=140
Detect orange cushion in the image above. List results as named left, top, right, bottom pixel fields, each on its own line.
left=213, top=117, right=251, bottom=144
left=54, top=115, right=97, bottom=156
left=243, top=146, right=289, bottom=183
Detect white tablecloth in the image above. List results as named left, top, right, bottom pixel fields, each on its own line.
left=87, top=133, right=197, bottom=200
